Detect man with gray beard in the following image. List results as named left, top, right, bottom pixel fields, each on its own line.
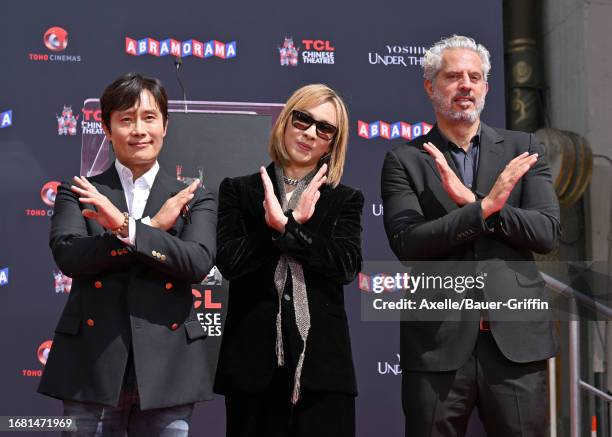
left=381, top=35, right=560, bottom=436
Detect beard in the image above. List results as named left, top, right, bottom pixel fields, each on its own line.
left=431, top=87, right=486, bottom=124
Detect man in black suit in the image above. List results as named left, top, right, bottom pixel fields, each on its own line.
left=381, top=35, right=560, bottom=436
left=38, top=73, right=217, bottom=436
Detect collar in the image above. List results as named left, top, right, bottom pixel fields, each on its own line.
left=114, top=159, right=160, bottom=189
left=435, top=123, right=482, bottom=151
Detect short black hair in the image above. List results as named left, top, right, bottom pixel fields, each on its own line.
left=100, top=73, right=168, bottom=132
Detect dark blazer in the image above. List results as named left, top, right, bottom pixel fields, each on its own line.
left=38, top=164, right=217, bottom=410
left=381, top=123, right=560, bottom=371
left=213, top=163, right=363, bottom=396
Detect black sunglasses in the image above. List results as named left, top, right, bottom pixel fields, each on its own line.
left=291, top=110, right=337, bottom=141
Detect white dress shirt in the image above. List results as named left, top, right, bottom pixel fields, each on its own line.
left=114, top=160, right=160, bottom=245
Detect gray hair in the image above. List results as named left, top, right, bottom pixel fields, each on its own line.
left=422, top=35, right=491, bottom=82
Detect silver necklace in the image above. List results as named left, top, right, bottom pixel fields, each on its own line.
left=283, top=175, right=300, bottom=186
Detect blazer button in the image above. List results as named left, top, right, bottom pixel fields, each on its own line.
left=111, top=250, right=117, bottom=257
left=170, top=323, right=179, bottom=330
left=165, top=282, right=173, bottom=291
left=94, top=281, right=102, bottom=289
left=86, top=318, right=95, bottom=327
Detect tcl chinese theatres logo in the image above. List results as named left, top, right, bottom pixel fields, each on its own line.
left=192, top=289, right=222, bottom=309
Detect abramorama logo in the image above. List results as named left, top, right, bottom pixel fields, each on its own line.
left=1, top=109, right=12, bottom=128
left=125, top=37, right=236, bottom=59
left=0, top=267, right=8, bottom=287
left=358, top=120, right=432, bottom=140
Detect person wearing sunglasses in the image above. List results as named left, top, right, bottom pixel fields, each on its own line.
left=214, top=84, right=363, bottom=437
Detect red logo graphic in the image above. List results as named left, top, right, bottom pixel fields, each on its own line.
left=44, top=27, right=68, bottom=52
left=82, top=108, right=101, bottom=121
left=192, top=289, right=222, bottom=309
left=279, top=37, right=335, bottom=66
left=302, top=40, right=335, bottom=51
left=37, top=340, right=53, bottom=366
left=41, top=181, right=61, bottom=207
left=279, top=37, right=300, bottom=66
left=53, top=270, right=72, bottom=294
left=56, top=105, right=79, bottom=136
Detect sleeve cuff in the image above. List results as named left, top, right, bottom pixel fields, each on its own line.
left=271, top=211, right=298, bottom=252
left=473, top=193, right=497, bottom=234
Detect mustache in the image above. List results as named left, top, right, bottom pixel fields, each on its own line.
left=453, top=91, right=474, bottom=100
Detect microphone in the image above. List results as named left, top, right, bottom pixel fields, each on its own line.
left=174, top=56, right=188, bottom=113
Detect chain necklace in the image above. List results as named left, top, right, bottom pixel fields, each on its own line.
left=283, top=175, right=301, bottom=186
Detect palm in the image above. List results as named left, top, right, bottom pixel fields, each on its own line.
left=260, top=167, right=288, bottom=232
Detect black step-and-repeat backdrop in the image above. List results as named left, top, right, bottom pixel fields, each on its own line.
left=0, top=1, right=505, bottom=435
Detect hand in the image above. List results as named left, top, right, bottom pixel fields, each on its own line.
left=423, top=142, right=476, bottom=206
left=150, top=180, right=198, bottom=231
left=260, top=167, right=288, bottom=233
left=71, top=176, right=125, bottom=231
left=292, top=164, right=327, bottom=224
left=481, top=152, right=539, bottom=218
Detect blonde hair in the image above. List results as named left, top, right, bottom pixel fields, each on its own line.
left=268, top=84, right=349, bottom=188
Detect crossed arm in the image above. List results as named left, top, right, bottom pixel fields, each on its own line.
left=382, top=137, right=560, bottom=261
left=50, top=179, right=216, bottom=283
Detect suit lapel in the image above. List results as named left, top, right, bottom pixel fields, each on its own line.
left=422, top=126, right=461, bottom=181
left=95, top=165, right=129, bottom=213
left=266, top=162, right=281, bottom=201
left=419, top=126, right=460, bottom=212
left=143, top=168, right=176, bottom=219
left=474, top=123, right=505, bottom=196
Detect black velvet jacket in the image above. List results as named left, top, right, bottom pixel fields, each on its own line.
left=214, top=163, right=364, bottom=396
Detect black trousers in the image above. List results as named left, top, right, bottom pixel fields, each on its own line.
left=225, top=366, right=355, bottom=437
left=402, top=331, right=548, bottom=437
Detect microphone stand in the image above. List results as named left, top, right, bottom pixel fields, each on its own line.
left=174, top=56, right=188, bottom=113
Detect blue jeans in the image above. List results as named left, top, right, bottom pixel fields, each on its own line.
left=62, top=388, right=193, bottom=437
